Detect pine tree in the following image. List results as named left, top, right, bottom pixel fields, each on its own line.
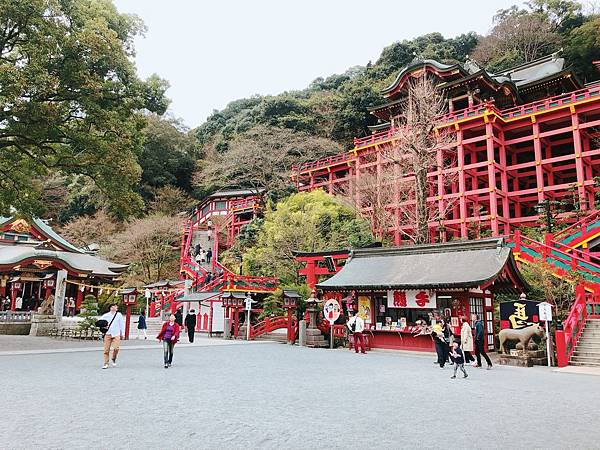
left=78, top=295, right=99, bottom=331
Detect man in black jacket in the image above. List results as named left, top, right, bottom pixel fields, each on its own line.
left=474, top=314, right=492, bottom=369
left=185, top=309, right=197, bottom=343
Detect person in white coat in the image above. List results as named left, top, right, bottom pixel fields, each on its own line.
left=347, top=310, right=366, bottom=354
left=460, top=316, right=475, bottom=364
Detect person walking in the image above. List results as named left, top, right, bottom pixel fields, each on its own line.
left=185, top=309, right=197, bottom=343
left=432, top=320, right=447, bottom=368
left=474, top=314, right=492, bottom=369
left=206, top=248, right=213, bottom=265
left=200, top=249, right=207, bottom=264
left=194, top=252, right=202, bottom=266
left=441, top=318, right=454, bottom=364
left=207, top=227, right=213, bottom=241
left=450, top=340, right=468, bottom=379
left=460, top=316, right=475, bottom=364
left=136, top=310, right=148, bottom=340
left=194, top=243, right=201, bottom=256
left=100, top=303, right=125, bottom=369
left=174, top=308, right=183, bottom=328
left=157, top=314, right=180, bottom=368
left=347, top=310, right=366, bottom=354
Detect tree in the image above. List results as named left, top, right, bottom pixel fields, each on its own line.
left=382, top=76, right=456, bottom=244
left=139, top=114, right=198, bottom=202
left=78, top=294, right=99, bottom=331
left=243, top=190, right=374, bottom=284
left=148, top=185, right=195, bottom=216
left=195, top=125, right=341, bottom=202
left=565, top=16, right=600, bottom=82
left=59, top=210, right=121, bottom=250
left=472, top=9, right=560, bottom=71
left=0, top=0, right=169, bottom=217
left=521, top=261, right=584, bottom=321
left=105, top=214, right=182, bottom=284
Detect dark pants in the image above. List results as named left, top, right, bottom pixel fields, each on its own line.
left=475, top=341, right=492, bottom=367
left=464, top=351, right=475, bottom=363
left=163, top=340, right=175, bottom=365
left=435, top=340, right=447, bottom=367
left=188, top=329, right=195, bottom=343
left=353, top=332, right=366, bottom=353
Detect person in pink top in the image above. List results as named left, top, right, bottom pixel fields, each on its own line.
left=157, top=314, right=180, bottom=368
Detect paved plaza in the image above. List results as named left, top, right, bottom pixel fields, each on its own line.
left=2, top=340, right=600, bottom=450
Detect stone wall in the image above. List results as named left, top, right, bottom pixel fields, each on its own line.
left=0, top=323, right=31, bottom=335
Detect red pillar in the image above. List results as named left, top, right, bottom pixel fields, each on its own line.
left=457, top=128, right=468, bottom=238
left=485, top=121, right=499, bottom=235
left=124, top=304, right=132, bottom=340
left=571, top=106, right=588, bottom=210
left=305, top=260, right=318, bottom=290
left=75, top=287, right=84, bottom=311
left=532, top=119, right=545, bottom=203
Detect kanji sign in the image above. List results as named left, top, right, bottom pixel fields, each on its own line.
left=538, top=302, right=553, bottom=322
left=323, top=299, right=341, bottom=324
left=387, top=290, right=436, bottom=309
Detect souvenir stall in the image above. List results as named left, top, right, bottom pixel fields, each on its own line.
left=317, top=238, right=527, bottom=352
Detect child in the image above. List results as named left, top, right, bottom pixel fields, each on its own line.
left=450, top=340, right=468, bottom=379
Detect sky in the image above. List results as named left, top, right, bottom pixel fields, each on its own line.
left=113, top=0, right=521, bottom=129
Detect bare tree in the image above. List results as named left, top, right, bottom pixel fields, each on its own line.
left=473, top=13, right=559, bottom=69
left=194, top=125, right=341, bottom=202
left=381, top=76, right=457, bottom=244
left=337, top=167, right=397, bottom=242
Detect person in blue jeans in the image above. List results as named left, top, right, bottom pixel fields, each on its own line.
left=474, top=315, right=492, bottom=369
left=450, top=340, right=468, bottom=379
left=157, top=314, right=180, bottom=368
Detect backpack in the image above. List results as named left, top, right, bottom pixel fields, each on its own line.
left=95, top=313, right=117, bottom=337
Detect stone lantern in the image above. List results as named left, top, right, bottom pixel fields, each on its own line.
left=304, top=289, right=327, bottom=348
left=283, top=290, right=300, bottom=343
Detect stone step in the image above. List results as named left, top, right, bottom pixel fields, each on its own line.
left=570, top=356, right=600, bottom=363
left=254, top=334, right=288, bottom=343
left=573, top=350, right=600, bottom=357
left=570, top=360, right=600, bottom=367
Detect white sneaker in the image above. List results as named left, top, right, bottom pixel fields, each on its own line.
left=102, top=364, right=109, bottom=369
left=111, top=360, right=117, bottom=367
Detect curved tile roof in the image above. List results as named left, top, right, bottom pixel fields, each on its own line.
left=0, top=245, right=127, bottom=277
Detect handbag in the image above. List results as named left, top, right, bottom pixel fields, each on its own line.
left=95, top=312, right=118, bottom=337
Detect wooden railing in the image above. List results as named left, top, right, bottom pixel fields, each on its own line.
left=512, top=230, right=600, bottom=280
left=553, top=210, right=600, bottom=243
left=555, top=285, right=588, bottom=367
left=250, top=315, right=295, bottom=339
left=501, top=85, right=600, bottom=120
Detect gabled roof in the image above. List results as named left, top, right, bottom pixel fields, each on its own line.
left=0, top=216, right=84, bottom=253
left=317, top=238, right=526, bottom=293
left=209, top=188, right=265, bottom=198
left=381, top=60, right=465, bottom=97
left=0, top=244, right=128, bottom=277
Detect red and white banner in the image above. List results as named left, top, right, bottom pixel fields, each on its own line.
left=387, top=290, right=436, bottom=309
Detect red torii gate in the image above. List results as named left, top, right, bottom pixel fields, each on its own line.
left=293, top=249, right=350, bottom=290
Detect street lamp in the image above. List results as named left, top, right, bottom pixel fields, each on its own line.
left=283, top=290, right=300, bottom=343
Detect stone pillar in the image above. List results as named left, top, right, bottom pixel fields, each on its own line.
left=223, top=318, right=231, bottom=339
left=53, top=270, right=67, bottom=319
left=298, top=320, right=307, bottom=346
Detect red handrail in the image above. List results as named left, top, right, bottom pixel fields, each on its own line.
left=513, top=230, right=600, bottom=275
left=555, top=285, right=588, bottom=367
left=553, top=211, right=600, bottom=242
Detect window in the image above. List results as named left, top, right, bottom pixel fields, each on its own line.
left=215, top=201, right=227, bottom=210
left=486, top=310, right=495, bottom=350
left=469, top=297, right=484, bottom=326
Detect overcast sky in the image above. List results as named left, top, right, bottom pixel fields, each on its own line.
left=113, top=0, right=521, bottom=128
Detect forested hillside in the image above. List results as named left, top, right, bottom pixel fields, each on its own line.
left=3, top=0, right=599, bottom=284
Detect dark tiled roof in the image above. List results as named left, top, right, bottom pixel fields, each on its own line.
left=317, top=238, right=524, bottom=291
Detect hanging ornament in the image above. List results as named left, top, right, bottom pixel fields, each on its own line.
left=79, top=285, right=85, bottom=292
left=99, top=288, right=103, bottom=295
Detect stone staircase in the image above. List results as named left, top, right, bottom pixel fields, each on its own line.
left=571, top=319, right=600, bottom=366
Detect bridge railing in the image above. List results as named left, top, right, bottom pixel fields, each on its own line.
left=552, top=211, right=600, bottom=243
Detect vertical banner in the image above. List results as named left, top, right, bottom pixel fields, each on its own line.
left=358, top=296, right=371, bottom=324
left=53, top=269, right=67, bottom=318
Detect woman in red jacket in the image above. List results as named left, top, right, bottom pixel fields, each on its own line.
left=157, top=314, right=180, bottom=368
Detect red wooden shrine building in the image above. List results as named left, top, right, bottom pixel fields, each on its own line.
left=293, top=53, right=600, bottom=244
left=0, top=216, right=126, bottom=312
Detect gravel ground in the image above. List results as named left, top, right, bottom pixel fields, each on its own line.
left=1, top=343, right=599, bottom=450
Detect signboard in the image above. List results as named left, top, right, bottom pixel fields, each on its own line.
left=386, top=290, right=436, bottom=309
left=538, top=302, right=553, bottom=322
left=244, top=297, right=253, bottom=311
left=358, top=296, right=371, bottom=324
left=323, top=299, right=341, bottom=324
left=124, top=294, right=137, bottom=305
left=499, top=299, right=540, bottom=329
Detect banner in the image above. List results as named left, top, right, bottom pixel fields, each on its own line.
left=387, top=290, right=436, bottom=309
left=358, top=296, right=371, bottom=323
left=499, top=299, right=540, bottom=329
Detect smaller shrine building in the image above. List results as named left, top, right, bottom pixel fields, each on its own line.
left=0, top=216, right=127, bottom=313
left=316, top=238, right=527, bottom=352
